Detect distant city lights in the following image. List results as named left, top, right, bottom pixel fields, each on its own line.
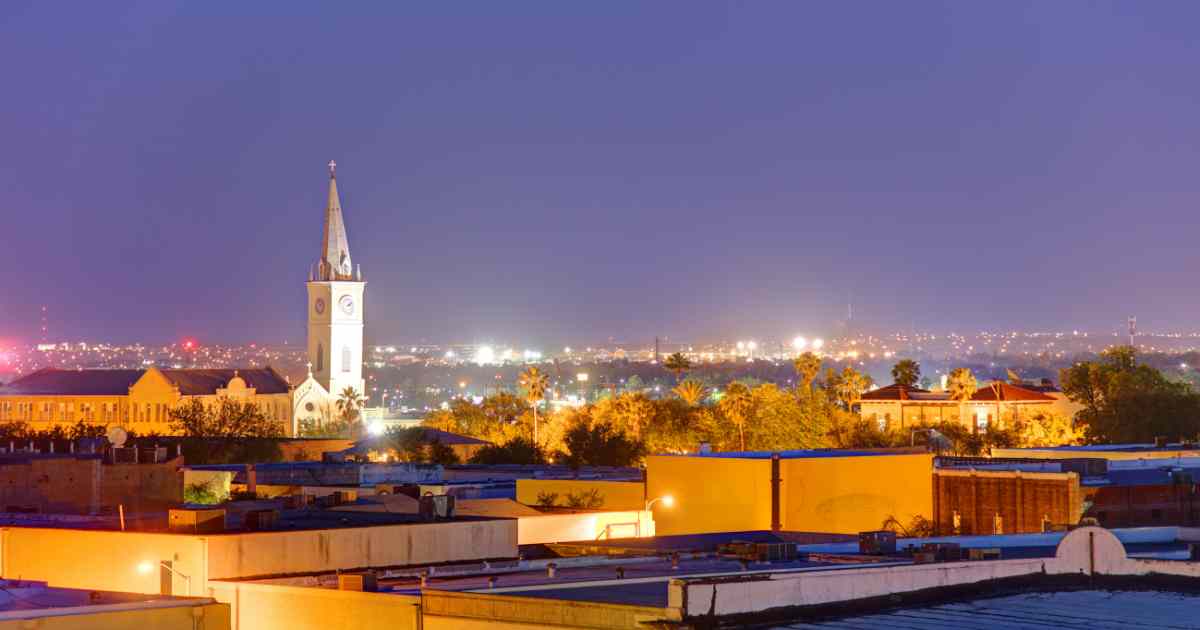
left=473, top=345, right=496, bottom=365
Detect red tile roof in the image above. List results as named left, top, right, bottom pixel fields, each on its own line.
left=970, top=382, right=1056, bottom=402
left=859, top=383, right=931, bottom=401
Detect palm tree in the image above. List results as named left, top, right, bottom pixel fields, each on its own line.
left=335, top=387, right=364, bottom=436
left=519, top=366, right=550, bottom=445
left=793, top=352, right=822, bottom=392
left=719, top=381, right=754, bottom=451
left=891, top=359, right=921, bottom=388
left=947, top=368, right=978, bottom=431
left=663, top=352, right=692, bottom=382
left=673, top=379, right=708, bottom=407
left=834, top=366, right=870, bottom=410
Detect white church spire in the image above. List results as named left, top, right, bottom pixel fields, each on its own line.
left=318, top=160, right=354, bottom=280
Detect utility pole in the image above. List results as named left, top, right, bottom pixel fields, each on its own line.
left=1128, top=316, right=1137, bottom=348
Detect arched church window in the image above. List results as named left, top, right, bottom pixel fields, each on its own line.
left=342, top=346, right=352, bottom=372
left=316, top=343, right=324, bottom=372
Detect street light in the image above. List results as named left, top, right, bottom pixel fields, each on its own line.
left=646, top=495, right=675, bottom=511
left=138, top=560, right=192, bottom=594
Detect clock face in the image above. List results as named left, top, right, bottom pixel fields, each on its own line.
left=339, top=295, right=355, bottom=316
left=314, top=298, right=326, bottom=314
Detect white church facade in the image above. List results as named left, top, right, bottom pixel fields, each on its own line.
left=291, top=160, right=367, bottom=432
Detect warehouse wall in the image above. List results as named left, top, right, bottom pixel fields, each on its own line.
left=780, top=453, right=933, bottom=534
left=209, top=580, right=418, bottom=630
left=646, top=455, right=773, bottom=535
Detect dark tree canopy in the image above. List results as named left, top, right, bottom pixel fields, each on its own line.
left=1060, top=345, right=1200, bottom=444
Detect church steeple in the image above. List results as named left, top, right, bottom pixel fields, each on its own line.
left=318, top=160, right=354, bottom=281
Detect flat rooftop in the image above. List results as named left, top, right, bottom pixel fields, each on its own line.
left=390, top=555, right=903, bottom=607
left=1008, top=443, right=1200, bottom=453
left=658, top=448, right=927, bottom=460
left=0, top=579, right=208, bottom=615
left=784, top=589, right=1200, bottom=629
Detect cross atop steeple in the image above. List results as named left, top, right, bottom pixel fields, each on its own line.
left=328, top=160, right=336, bottom=177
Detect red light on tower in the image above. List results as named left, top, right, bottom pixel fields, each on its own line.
left=182, top=339, right=196, bottom=350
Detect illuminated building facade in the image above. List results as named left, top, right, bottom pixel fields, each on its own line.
left=294, top=161, right=367, bottom=428
left=0, top=366, right=294, bottom=434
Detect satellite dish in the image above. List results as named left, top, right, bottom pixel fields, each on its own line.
left=106, top=426, right=128, bottom=448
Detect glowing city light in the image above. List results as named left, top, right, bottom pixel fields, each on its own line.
left=367, top=421, right=385, bottom=436
left=812, top=338, right=825, bottom=351
left=474, top=345, right=495, bottom=365
left=792, top=336, right=808, bottom=351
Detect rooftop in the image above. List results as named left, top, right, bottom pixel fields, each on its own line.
left=663, top=448, right=928, bottom=460
left=788, top=589, right=1200, bottom=629
left=0, top=579, right=212, bottom=616
left=0, top=368, right=144, bottom=396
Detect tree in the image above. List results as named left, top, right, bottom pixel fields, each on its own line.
left=663, top=352, right=692, bottom=382
left=469, top=437, right=547, bottom=465
left=673, top=379, right=708, bottom=407
left=335, top=387, right=365, bottom=437
left=167, top=397, right=282, bottom=438
left=793, top=353, right=822, bottom=392
left=519, top=366, right=550, bottom=445
left=422, top=393, right=531, bottom=445
left=1060, top=345, right=1200, bottom=444
left=947, top=368, right=978, bottom=429
left=891, top=359, right=921, bottom=388
left=831, top=366, right=871, bottom=410
left=560, top=421, right=646, bottom=469
left=1012, top=411, right=1085, bottom=447
left=719, top=381, right=754, bottom=451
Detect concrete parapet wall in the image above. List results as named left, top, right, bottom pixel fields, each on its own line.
left=209, top=580, right=419, bottom=630
left=206, top=519, right=517, bottom=579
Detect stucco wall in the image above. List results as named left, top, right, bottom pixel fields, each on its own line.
left=209, top=580, right=418, bottom=630
left=204, top=519, right=517, bottom=579
left=646, top=455, right=773, bottom=535
left=780, top=453, right=933, bottom=534
left=0, top=527, right=210, bottom=596
left=517, top=510, right=654, bottom=545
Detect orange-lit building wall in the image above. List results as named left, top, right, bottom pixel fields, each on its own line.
left=645, top=455, right=773, bottom=535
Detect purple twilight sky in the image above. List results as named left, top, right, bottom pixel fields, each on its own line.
left=2, top=1, right=1199, bottom=346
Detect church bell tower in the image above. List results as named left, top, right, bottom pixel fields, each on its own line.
left=307, top=160, right=366, bottom=399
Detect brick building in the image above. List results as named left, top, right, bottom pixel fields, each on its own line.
left=932, top=468, right=1083, bottom=535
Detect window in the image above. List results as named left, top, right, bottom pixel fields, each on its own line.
left=316, top=343, right=324, bottom=372
left=342, top=346, right=352, bottom=373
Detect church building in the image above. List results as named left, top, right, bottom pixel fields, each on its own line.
left=0, top=162, right=367, bottom=437
left=291, top=160, right=368, bottom=430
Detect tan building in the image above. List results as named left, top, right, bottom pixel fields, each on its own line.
left=0, top=367, right=295, bottom=436
left=859, top=381, right=1076, bottom=432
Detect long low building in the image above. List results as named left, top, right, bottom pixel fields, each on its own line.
left=0, top=367, right=297, bottom=435
left=858, top=380, right=1082, bottom=431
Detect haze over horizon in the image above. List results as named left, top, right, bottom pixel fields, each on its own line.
left=3, top=2, right=1199, bottom=346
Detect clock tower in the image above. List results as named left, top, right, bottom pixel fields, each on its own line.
left=307, top=160, right=366, bottom=400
